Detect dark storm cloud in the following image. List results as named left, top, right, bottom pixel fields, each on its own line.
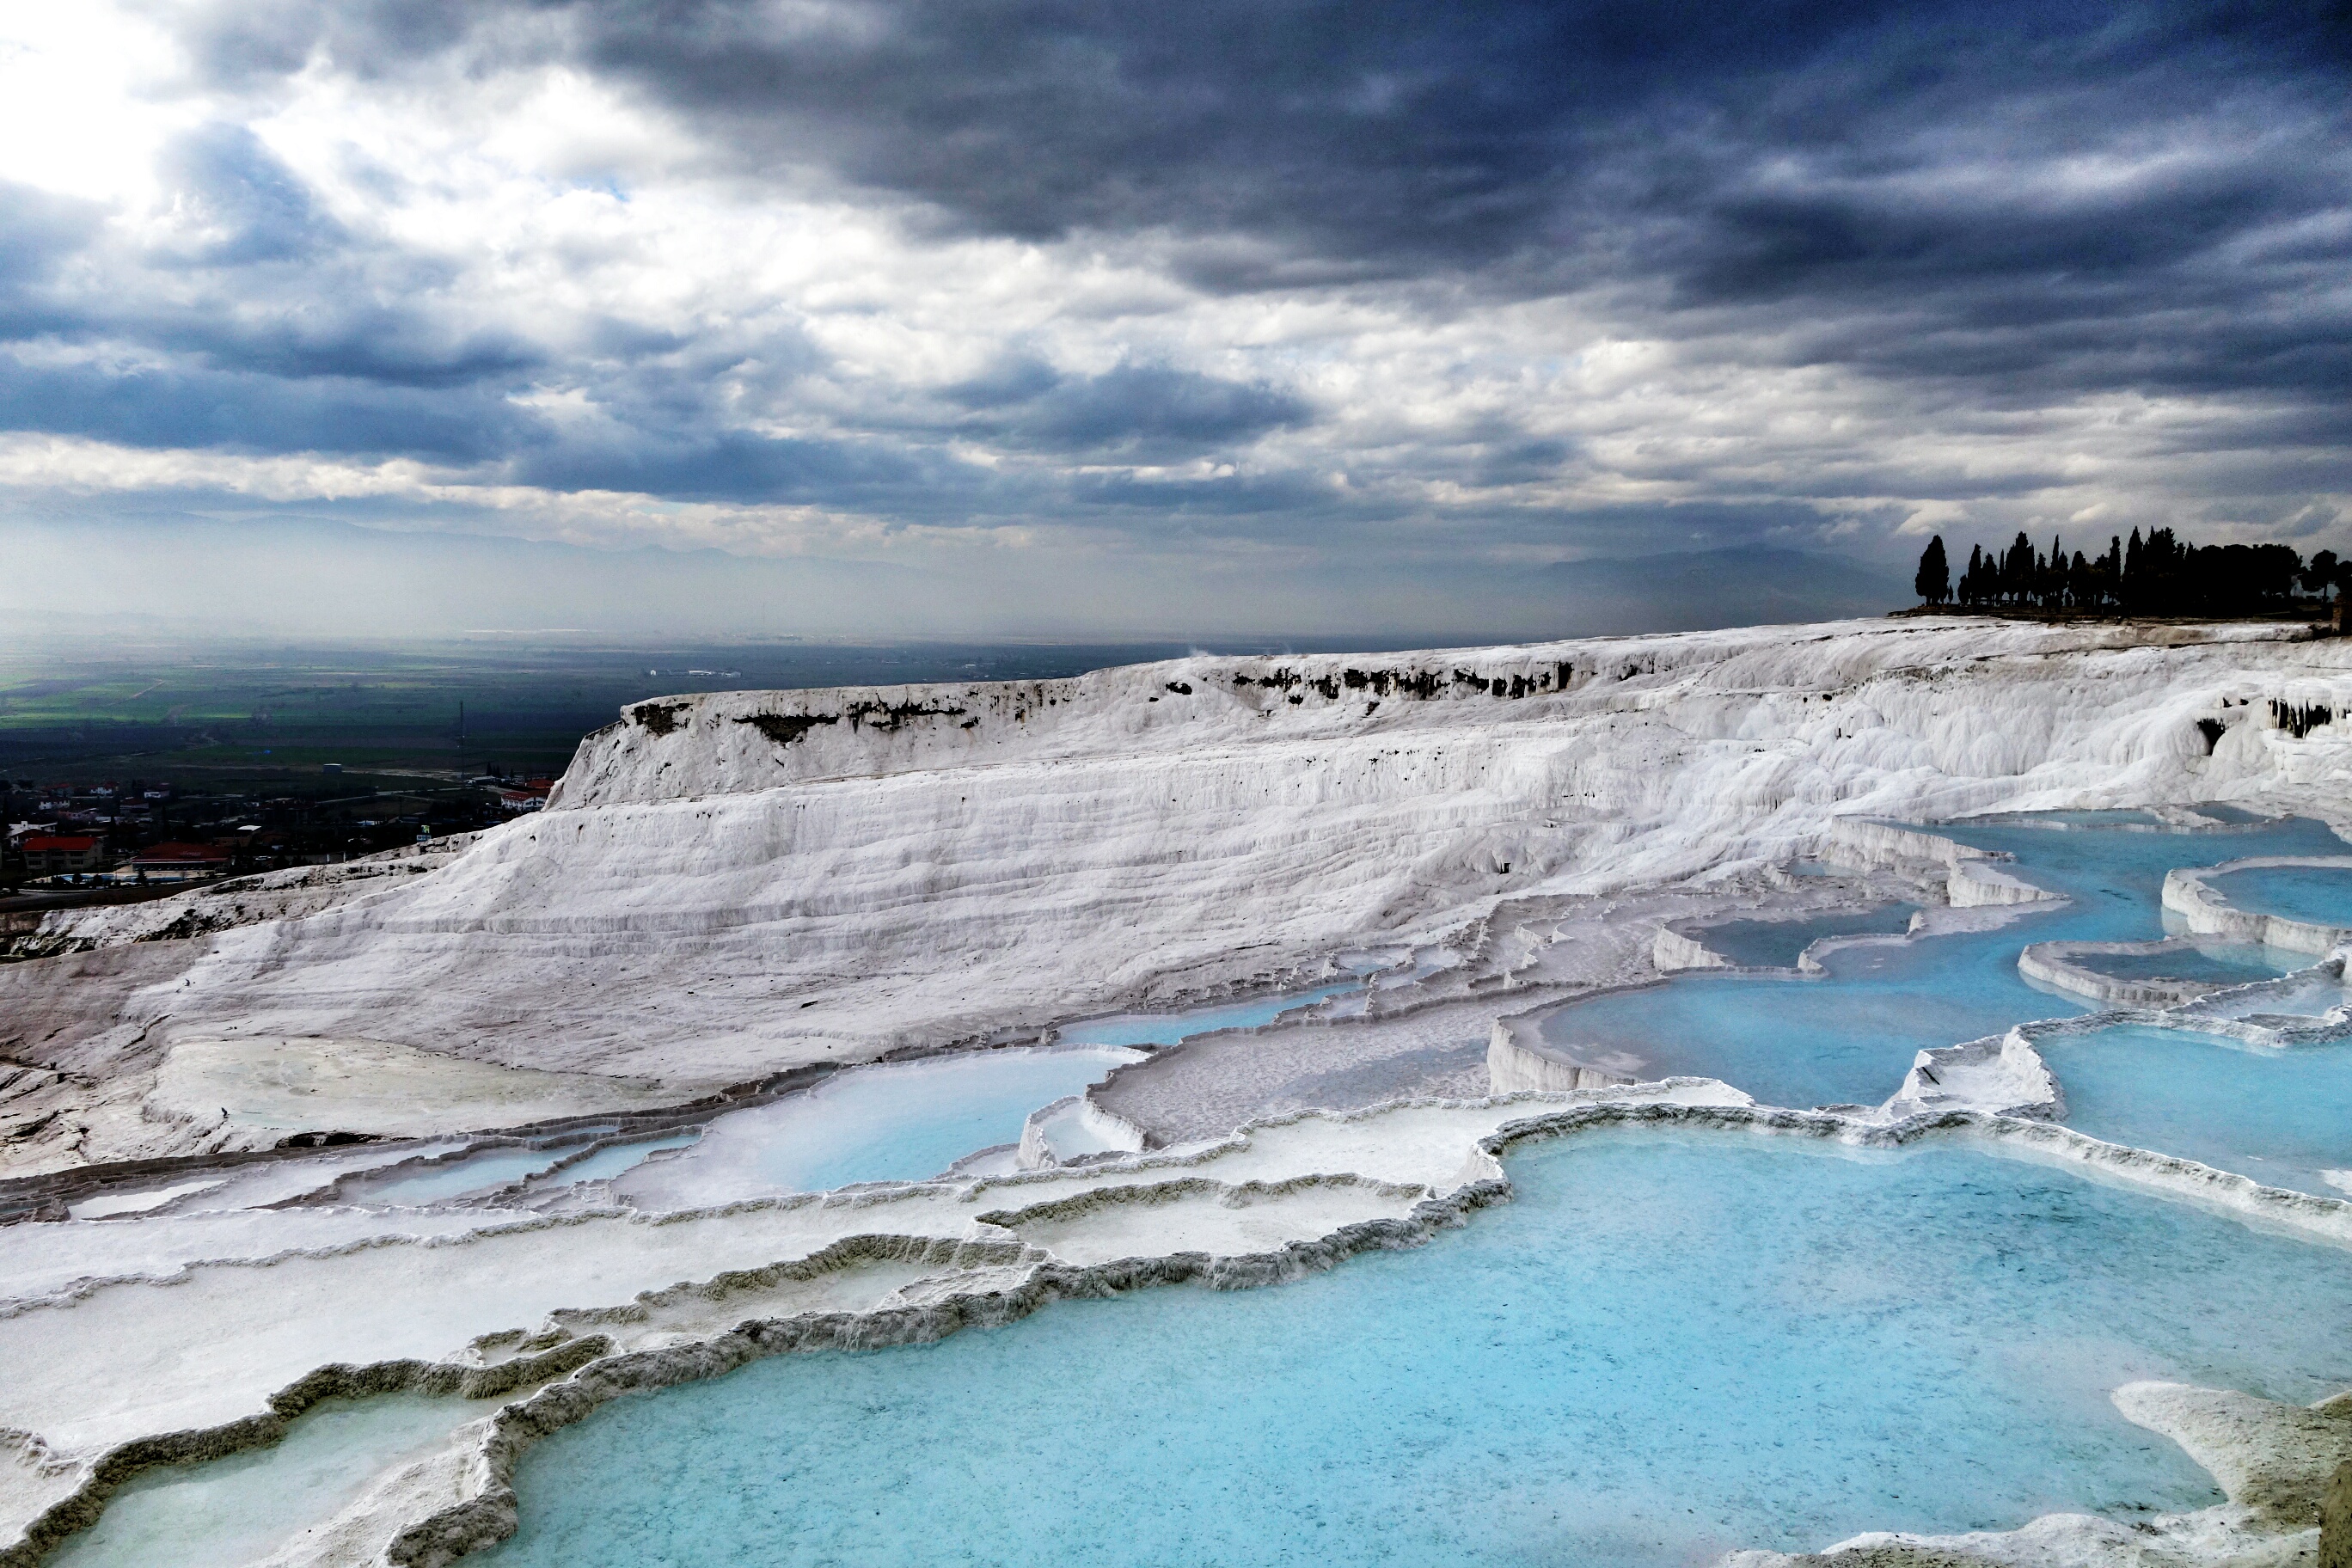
left=4, top=0, right=2348, bottom=559
left=510, top=427, right=956, bottom=505
left=549, top=0, right=2348, bottom=285
left=972, top=364, right=1312, bottom=456
left=0, top=355, right=536, bottom=459
left=162, top=0, right=2349, bottom=399
left=542, top=0, right=1906, bottom=265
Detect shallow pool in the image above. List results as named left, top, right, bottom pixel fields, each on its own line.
left=1539, top=816, right=2348, bottom=1109
left=2038, top=1024, right=2352, bottom=1197
left=2180, top=970, right=2352, bottom=1026
left=536, top=1130, right=704, bottom=1189
left=2187, top=804, right=2271, bottom=826
left=346, top=1145, right=578, bottom=1207
left=1688, top=903, right=1918, bottom=968
left=1056, top=981, right=1361, bottom=1047
left=615, top=1047, right=1142, bottom=1208
left=50, top=1394, right=492, bottom=1568
left=482, top=1130, right=2352, bottom=1568
left=1974, top=809, right=2169, bottom=830
left=2066, top=943, right=2287, bottom=987
left=2208, top=864, right=2352, bottom=930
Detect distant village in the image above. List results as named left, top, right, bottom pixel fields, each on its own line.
left=1, top=769, right=558, bottom=897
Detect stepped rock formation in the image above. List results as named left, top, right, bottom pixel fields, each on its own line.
left=4, top=617, right=2349, bottom=1175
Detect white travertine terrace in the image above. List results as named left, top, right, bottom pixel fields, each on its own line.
left=5, top=617, right=2352, bottom=1566
left=5, top=617, right=2350, bottom=1177
left=2018, top=937, right=2231, bottom=1008
left=13, top=1088, right=2352, bottom=1568
left=2165, top=855, right=2352, bottom=955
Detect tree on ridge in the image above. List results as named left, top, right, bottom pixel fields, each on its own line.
left=1914, top=536, right=1950, bottom=605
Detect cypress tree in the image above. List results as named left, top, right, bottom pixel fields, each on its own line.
left=1914, top=536, right=1950, bottom=605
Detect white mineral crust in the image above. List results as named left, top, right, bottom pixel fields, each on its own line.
left=5, top=616, right=2352, bottom=1568
left=5, top=617, right=2349, bottom=1173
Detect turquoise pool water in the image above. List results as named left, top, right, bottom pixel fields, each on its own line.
left=481, top=1130, right=2352, bottom=1568
left=2067, top=944, right=2286, bottom=986
left=1539, top=817, right=2347, bottom=1109
left=536, top=1131, right=704, bottom=1189
left=2208, top=864, right=2352, bottom=929
left=1691, top=903, right=1918, bottom=968
left=614, top=1047, right=1141, bottom=1208
left=2038, top=1024, right=2352, bottom=1197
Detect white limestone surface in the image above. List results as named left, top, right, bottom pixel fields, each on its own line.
left=9, top=1083, right=2352, bottom=1568
left=0, top=1085, right=1748, bottom=1563
left=8, top=621, right=2352, bottom=1565
left=7, top=618, right=2350, bottom=1177
left=149, top=1038, right=674, bottom=1141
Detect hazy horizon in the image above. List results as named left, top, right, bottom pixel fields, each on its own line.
left=3, top=521, right=1912, bottom=645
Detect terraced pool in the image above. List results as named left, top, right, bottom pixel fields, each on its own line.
left=2208, top=863, right=2352, bottom=930
left=35, top=812, right=2352, bottom=1568
left=1536, top=816, right=2341, bottom=1109
left=2037, top=1023, right=2352, bottom=1197
left=481, top=1130, right=2352, bottom=1568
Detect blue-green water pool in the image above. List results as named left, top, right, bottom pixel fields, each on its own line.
left=1056, top=981, right=1363, bottom=1048
left=2068, top=944, right=2285, bottom=986
left=613, top=1047, right=1142, bottom=1206
left=2208, top=864, right=2352, bottom=930
left=2040, top=1023, right=2352, bottom=1197
left=481, top=1129, right=2352, bottom=1568
left=1539, top=818, right=2342, bottom=1109
left=1691, top=903, right=1918, bottom=968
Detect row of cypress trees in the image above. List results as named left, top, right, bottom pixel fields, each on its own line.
left=1913, top=530, right=2345, bottom=615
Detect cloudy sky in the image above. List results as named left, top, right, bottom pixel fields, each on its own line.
left=1, top=1, right=2346, bottom=639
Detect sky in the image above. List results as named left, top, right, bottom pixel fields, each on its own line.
left=0, top=1, right=2346, bottom=640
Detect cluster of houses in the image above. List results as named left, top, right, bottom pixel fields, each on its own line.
left=3, top=769, right=558, bottom=891
left=7, top=824, right=236, bottom=885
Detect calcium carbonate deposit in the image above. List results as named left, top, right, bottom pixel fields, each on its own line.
left=6, top=616, right=2352, bottom=1568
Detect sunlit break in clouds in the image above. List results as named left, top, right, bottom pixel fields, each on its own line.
left=0, top=1, right=2347, bottom=638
